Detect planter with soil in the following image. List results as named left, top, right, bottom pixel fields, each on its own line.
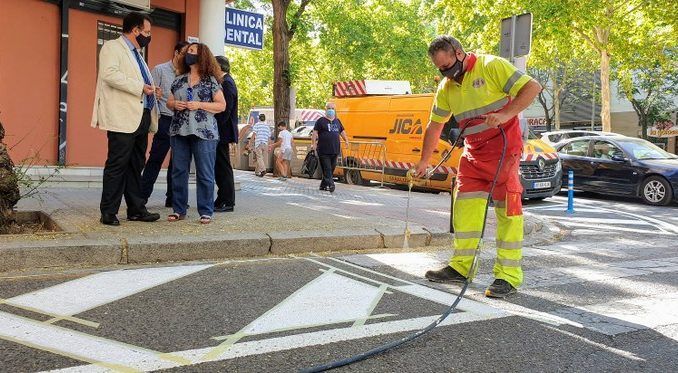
left=0, top=211, right=63, bottom=235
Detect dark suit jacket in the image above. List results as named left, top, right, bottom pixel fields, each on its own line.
left=216, top=73, right=238, bottom=144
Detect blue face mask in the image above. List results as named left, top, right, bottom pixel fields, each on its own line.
left=326, top=109, right=336, bottom=118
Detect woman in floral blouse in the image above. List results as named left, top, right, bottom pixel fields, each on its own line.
left=167, top=43, right=226, bottom=224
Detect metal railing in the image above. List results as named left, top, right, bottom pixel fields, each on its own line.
left=337, top=140, right=387, bottom=186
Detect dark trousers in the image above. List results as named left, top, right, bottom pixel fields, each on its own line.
left=141, top=114, right=173, bottom=201
left=100, top=110, right=150, bottom=216
left=214, top=141, right=235, bottom=207
left=319, top=154, right=338, bottom=188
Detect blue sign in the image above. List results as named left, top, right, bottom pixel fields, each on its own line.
left=225, top=8, right=265, bottom=50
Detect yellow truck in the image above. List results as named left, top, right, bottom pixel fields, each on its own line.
left=332, top=92, right=562, bottom=199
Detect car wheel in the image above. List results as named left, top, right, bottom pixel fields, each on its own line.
left=640, top=176, right=673, bottom=206
left=345, top=169, right=364, bottom=185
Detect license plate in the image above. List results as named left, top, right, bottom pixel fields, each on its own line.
left=533, top=181, right=551, bottom=189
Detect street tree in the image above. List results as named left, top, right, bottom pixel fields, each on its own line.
left=618, top=49, right=678, bottom=139
left=271, top=0, right=312, bottom=130
left=309, top=0, right=436, bottom=94
left=0, top=118, right=20, bottom=232
left=553, top=0, right=676, bottom=132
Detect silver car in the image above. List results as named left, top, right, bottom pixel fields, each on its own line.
left=540, top=130, right=618, bottom=146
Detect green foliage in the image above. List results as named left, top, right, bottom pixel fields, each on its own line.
left=617, top=49, right=678, bottom=138
left=227, top=0, right=676, bottom=128
left=227, top=0, right=436, bottom=119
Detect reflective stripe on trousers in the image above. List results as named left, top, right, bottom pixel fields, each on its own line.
left=450, top=155, right=524, bottom=288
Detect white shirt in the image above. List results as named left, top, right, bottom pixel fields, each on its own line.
left=252, top=121, right=271, bottom=147
left=279, top=129, right=293, bottom=150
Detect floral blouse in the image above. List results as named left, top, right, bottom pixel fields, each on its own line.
left=170, top=74, right=221, bottom=140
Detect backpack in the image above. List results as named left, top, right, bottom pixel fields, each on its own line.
left=300, top=151, right=319, bottom=178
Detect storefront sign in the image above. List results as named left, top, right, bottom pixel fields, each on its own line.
left=648, top=116, right=678, bottom=138
left=526, top=117, right=548, bottom=127
left=225, top=8, right=264, bottom=50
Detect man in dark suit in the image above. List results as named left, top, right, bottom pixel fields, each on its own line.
left=214, top=56, right=239, bottom=212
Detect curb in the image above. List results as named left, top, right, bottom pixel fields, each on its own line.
left=269, top=229, right=383, bottom=255
left=0, top=215, right=559, bottom=273
left=125, top=233, right=271, bottom=264
left=0, top=239, right=120, bottom=272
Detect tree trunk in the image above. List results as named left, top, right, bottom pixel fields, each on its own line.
left=272, top=0, right=291, bottom=133
left=640, top=115, right=649, bottom=140
left=553, top=78, right=562, bottom=131
left=629, top=98, right=648, bottom=139
left=536, top=90, right=552, bottom=132
left=600, top=49, right=612, bottom=132
left=0, top=120, right=21, bottom=232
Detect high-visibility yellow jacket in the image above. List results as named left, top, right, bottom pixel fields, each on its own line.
left=429, top=53, right=533, bottom=157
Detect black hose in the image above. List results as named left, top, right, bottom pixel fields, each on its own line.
left=300, top=126, right=508, bottom=373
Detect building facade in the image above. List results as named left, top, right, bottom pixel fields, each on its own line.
left=0, top=0, right=227, bottom=167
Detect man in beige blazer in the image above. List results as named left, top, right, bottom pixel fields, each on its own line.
left=91, top=12, right=160, bottom=226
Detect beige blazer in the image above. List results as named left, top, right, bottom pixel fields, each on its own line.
left=91, top=36, right=158, bottom=133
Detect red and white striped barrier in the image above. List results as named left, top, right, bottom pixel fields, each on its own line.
left=334, top=80, right=367, bottom=97
left=522, top=152, right=559, bottom=162
left=355, top=158, right=456, bottom=175
left=299, top=109, right=324, bottom=122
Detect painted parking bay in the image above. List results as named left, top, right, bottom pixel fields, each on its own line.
left=0, top=257, right=510, bottom=372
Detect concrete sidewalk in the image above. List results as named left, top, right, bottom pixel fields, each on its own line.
left=0, top=171, right=559, bottom=273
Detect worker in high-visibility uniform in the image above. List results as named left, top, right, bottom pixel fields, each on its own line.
left=414, top=35, right=542, bottom=298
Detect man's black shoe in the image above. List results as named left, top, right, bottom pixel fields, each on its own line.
left=485, top=279, right=517, bottom=298
left=100, top=214, right=120, bottom=226
left=329, top=185, right=336, bottom=193
left=214, top=203, right=234, bottom=212
left=127, top=211, right=160, bottom=222
left=425, top=266, right=467, bottom=283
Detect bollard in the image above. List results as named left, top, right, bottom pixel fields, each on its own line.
left=566, top=170, right=575, bottom=214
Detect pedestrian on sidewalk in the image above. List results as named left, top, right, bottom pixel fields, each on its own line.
left=91, top=12, right=161, bottom=226
left=312, top=102, right=349, bottom=193
left=166, top=43, right=226, bottom=224
left=140, top=41, right=188, bottom=208
left=214, top=55, right=238, bottom=212
left=251, top=113, right=271, bottom=177
left=270, top=121, right=294, bottom=180
left=414, top=35, right=542, bottom=298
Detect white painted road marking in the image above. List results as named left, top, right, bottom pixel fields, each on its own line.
left=0, top=258, right=510, bottom=372
left=0, top=311, right=187, bottom=372
left=6, top=264, right=213, bottom=317
left=526, top=198, right=678, bottom=235
left=242, top=270, right=390, bottom=335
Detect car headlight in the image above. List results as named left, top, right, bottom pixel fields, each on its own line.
left=555, top=160, right=562, bottom=172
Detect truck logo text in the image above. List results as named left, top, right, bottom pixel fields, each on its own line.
left=389, top=118, right=423, bottom=135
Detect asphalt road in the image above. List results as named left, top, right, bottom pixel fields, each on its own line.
left=1, top=187, right=677, bottom=372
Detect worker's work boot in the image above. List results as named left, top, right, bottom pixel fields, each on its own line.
left=484, top=279, right=517, bottom=298
left=425, top=266, right=467, bottom=284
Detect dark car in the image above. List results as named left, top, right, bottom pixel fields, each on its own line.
left=556, top=136, right=678, bottom=205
